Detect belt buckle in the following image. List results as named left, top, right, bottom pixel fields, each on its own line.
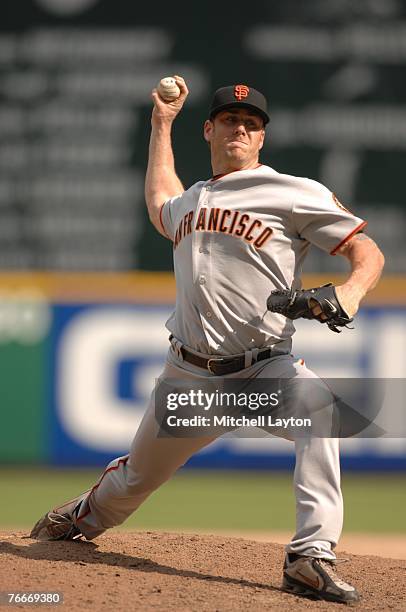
left=207, top=357, right=224, bottom=374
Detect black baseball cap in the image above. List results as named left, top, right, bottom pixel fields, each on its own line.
left=209, top=84, right=270, bottom=125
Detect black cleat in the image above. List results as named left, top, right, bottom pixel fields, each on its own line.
left=29, top=493, right=88, bottom=541
left=30, top=511, right=83, bottom=541
left=282, top=553, right=360, bottom=605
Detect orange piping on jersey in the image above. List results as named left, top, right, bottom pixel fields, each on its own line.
left=211, top=163, right=263, bottom=182
left=330, top=221, right=368, bottom=256
left=54, top=494, right=89, bottom=513
left=76, top=456, right=129, bottom=523
left=159, top=201, right=170, bottom=239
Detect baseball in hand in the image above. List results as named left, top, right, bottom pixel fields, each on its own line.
left=157, top=77, right=181, bottom=101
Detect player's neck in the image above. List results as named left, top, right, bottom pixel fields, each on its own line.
left=211, top=158, right=261, bottom=177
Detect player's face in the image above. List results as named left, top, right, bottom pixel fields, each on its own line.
left=204, top=108, right=265, bottom=172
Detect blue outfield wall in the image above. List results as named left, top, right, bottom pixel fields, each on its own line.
left=48, top=303, right=406, bottom=470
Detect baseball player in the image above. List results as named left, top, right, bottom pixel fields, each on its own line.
left=31, top=77, right=384, bottom=605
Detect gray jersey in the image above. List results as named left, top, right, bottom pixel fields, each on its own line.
left=160, top=164, right=366, bottom=355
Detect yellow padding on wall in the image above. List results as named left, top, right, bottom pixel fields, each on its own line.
left=0, top=272, right=403, bottom=305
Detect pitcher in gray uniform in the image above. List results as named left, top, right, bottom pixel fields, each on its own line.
left=31, top=78, right=384, bottom=604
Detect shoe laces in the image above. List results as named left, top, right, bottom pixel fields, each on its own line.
left=49, top=513, right=82, bottom=540
left=64, top=525, right=83, bottom=541
left=316, top=558, right=352, bottom=589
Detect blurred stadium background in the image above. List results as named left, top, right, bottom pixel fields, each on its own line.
left=0, top=0, right=405, bottom=541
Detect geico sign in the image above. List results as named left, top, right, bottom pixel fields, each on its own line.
left=58, top=307, right=171, bottom=451
left=0, top=289, right=51, bottom=344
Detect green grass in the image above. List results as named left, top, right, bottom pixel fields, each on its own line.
left=0, top=468, right=404, bottom=533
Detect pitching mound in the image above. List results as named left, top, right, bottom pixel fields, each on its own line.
left=0, top=531, right=405, bottom=611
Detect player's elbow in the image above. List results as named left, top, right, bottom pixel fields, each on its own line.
left=378, top=243, right=385, bottom=266
left=365, top=242, right=385, bottom=291
left=148, top=208, right=167, bottom=238
left=341, top=234, right=385, bottom=271
left=144, top=192, right=164, bottom=228
left=146, top=203, right=159, bottom=227
left=377, top=248, right=385, bottom=273
left=370, top=242, right=385, bottom=274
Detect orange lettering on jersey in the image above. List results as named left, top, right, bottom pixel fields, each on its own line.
left=187, top=207, right=273, bottom=250
left=195, top=208, right=207, bottom=231
left=234, top=213, right=250, bottom=236
left=234, top=84, right=250, bottom=100
left=177, top=218, right=183, bottom=241
left=173, top=228, right=179, bottom=249
left=253, top=227, right=273, bottom=248
left=183, top=213, right=189, bottom=236
left=228, top=210, right=240, bottom=234
left=186, top=211, right=194, bottom=234
left=174, top=210, right=195, bottom=249
left=219, top=210, right=231, bottom=232
left=244, top=219, right=262, bottom=242
left=208, top=207, right=220, bottom=231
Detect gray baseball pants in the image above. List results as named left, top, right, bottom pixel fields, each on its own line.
left=75, top=348, right=342, bottom=560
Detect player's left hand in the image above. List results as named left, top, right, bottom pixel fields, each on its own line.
left=309, top=285, right=362, bottom=320
left=267, top=283, right=355, bottom=333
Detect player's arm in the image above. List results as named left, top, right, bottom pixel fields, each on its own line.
left=333, top=233, right=385, bottom=317
left=145, top=76, right=188, bottom=237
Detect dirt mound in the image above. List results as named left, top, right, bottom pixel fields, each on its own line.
left=0, top=530, right=405, bottom=611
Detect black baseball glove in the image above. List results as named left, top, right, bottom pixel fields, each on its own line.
left=266, top=283, right=353, bottom=333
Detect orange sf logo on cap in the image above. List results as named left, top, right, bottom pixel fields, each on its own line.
left=234, top=85, right=250, bottom=100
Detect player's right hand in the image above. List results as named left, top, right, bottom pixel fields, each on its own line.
left=151, top=75, right=189, bottom=123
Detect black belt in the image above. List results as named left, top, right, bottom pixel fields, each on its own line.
left=170, top=336, right=273, bottom=375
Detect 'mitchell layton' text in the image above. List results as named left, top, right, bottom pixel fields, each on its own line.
left=164, top=390, right=312, bottom=429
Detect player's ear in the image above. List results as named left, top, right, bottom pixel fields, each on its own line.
left=258, top=128, right=265, bottom=151
left=203, top=119, right=213, bottom=143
